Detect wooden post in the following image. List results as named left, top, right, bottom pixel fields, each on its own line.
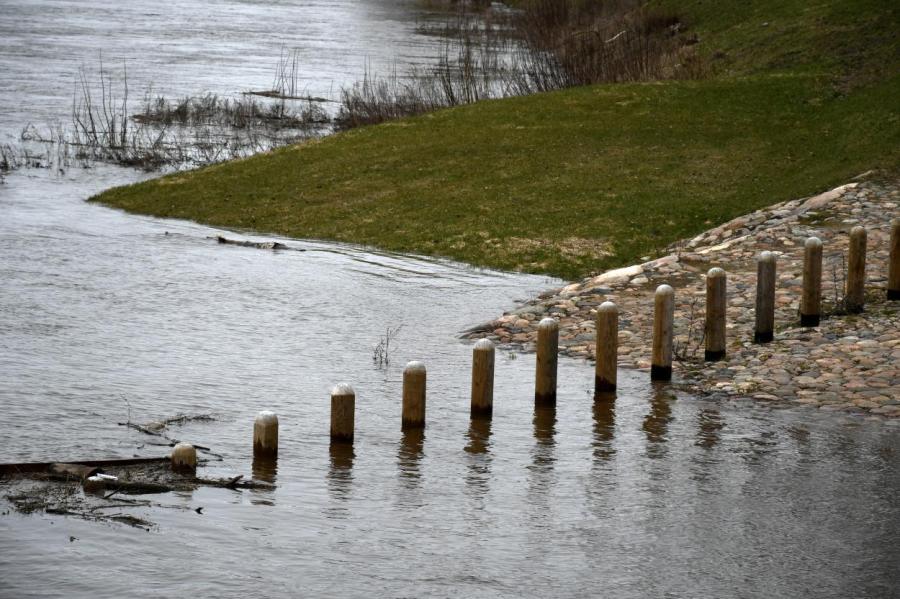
left=800, top=237, right=823, bottom=327
left=889, top=219, right=900, bottom=300
left=171, top=442, right=197, bottom=471
left=705, top=268, right=727, bottom=361
left=330, top=383, right=355, bottom=443
left=253, top=410, right=278, bottom=458
left=402, top=361, right=426, bottom=430
left=651, top=284, right=675, bottom=381
left=845, top=225, right=867, bottom=313
left=470, top=339, right=495, bottom=418
left=534, top=318, right=558, bottom=405
left=594, top=301, right=618, bottom=393
left=754, top=251, right=776, bottom=343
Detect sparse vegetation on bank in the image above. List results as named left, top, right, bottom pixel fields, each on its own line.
left=93, top=0, right=899, bottom=278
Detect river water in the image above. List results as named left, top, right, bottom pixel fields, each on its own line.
left=1, top=1, right=899, bottom=598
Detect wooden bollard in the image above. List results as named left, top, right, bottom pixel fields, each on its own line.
left=800, top=237, right=823, bottom=327
left=651, top=284, right=675, bottom=381
left=534, top=317, right=558, bottom=405
left=754, top=251, right=776, bottom=343
left=705, top=268, right=727, bottom=361
left=594, top=301, right=618, bottom=393
left=845, top=225, right=867, bottom=313
left=330, top=383, right=355, bottom=443
left=889, top=219, right=900, bottom=300
left=253, top=410, right=278, bottom=457
left=470, top=339, right=495, bottom=418
left=887, top=218, right=900, bottom=300
left=402, top=361, right=426, bottom=430
left=171, top=442, right=197, bottom=471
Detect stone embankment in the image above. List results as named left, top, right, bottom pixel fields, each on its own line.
left=465, top=178, right=900, bottom=416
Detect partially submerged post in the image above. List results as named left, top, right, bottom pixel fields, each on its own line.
left=705, top=268, right=727, bottom=361
left=402, top=361, right=427, bottom=430
left=534, top=318, right=558, bottom=405
left=594, top=302, right=618, bottom=394
left=253, top=411, right=278, bottom=458
left=171, top=442, right=197, bottom=471
left=754, top=251, right=776, bottom=343
left=890, top=219, right=900, bottom=300
left=800, top=237, right=823, bottom=327
left=846, top=225, right=867, bottom=313
left=330, top=384, right=355, bottom=443
left=470, top=339, right=495, bottom=418
left=651, top=284, right=675, bottom=381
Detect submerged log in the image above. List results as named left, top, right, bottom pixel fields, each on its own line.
left=213, top=235, right=290, bottom=250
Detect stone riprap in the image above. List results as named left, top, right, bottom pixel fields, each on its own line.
left=464, top=179, right=900, bottom=416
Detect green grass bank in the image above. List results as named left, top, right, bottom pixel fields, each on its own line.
left=93, top=0, right=900, bottom=280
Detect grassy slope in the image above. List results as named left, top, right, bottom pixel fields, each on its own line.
left=94, top=0, right=900, bottom=279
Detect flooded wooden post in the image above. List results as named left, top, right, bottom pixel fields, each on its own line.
left=890, top=219, right=900, bottom=300
left=330, top=384, right=355, bottom=443
left=753, top=251, right=776, bottom=343
left=402, top=361, right=426, bottom=430
left=845, top=225, right=867, bottom=313
left=705, top=267, right=727, bottom=361
left=470, top=339, right=495, bottom=418
left=800, top=237, right=823, bottom=327
left=253, top=410, right=278, bottom=458
left=534, top=317, right=558, bottom=405
left=651, top=284, right=675, bottom=381
left=171, top=442, right=197, bottom=471
left=594, top=301, right=618, bottom=393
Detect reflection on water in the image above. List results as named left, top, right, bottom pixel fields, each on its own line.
left=643, top=384, right=675, bottom=457
left=252, top=455, right=278, bottom=483
left=398, top=429, right=425, bottom=483
left=592, top=396, right=616, bottom=462
left=696, top=407, right=724, bottom=449
left=327, top=442, right=355, bottom=507
left=464, top=418, right=492, bottom=499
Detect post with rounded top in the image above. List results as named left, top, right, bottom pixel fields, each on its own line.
left=845, top=226, right=867, bottom=313
left=330, top=384, right=355, bottom=443
left=471, top=339, right=495, bottom=418
left=171, top=442, right=197, bottom=471
left=754, top=252, right=776, bottom=343
left=402, top=361, right=427, bottom=430
left=705, top=268, right=727, bottom=361
left=253, top=410, right=279, bottom=458
left=651, top=284, right=675, bottom=381
left=534, top=318, right=558, bottom=405
left=800, top=237, right=823, bottom=327
left=594, top=301, right=618, bottom=394
left=889, top=219, right=900, bottom=300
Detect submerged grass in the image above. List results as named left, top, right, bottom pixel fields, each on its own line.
left=92, top=0, right=900, bottom=279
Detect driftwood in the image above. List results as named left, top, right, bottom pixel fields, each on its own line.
left=213, top=235, right=290, bottom=250
left=195, top=475, right=274, bottom=490
left=49, top=463, right=99, bottom=480
left=0, top=457, right=169, bottom=477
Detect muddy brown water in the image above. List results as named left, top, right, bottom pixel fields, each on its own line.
left=1, top=1, right=899, bottom=598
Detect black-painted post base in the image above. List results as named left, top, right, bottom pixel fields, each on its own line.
left=650, top=365, right=672, bottom=382
left=800, top=313, right=820, bottom=327
left=753, top=331, right=774, bottom=344
left=594, top=377, right=616, bottom=395
left=889, top=289, right=900, bottom=300
left=470, top=406, right=493, bottom=419
left=535, top=392, right=556, bottom=407
left=704, top=350, right=726, bottom=362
